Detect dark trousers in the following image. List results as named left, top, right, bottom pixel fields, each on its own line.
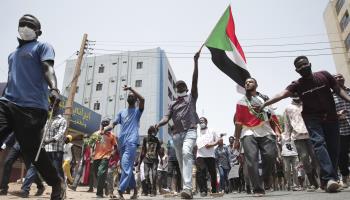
left=167, top=160, right=181, bottom=191
left=93, top=159, right=108, bottom=196
left=144, top=162, right=158, bottom=194
left=339, top=135, right=350, bottom=177
left=303, top=119, right=340, bottom=184
left=158, top=170, right=167, bottom=191
left=229, top=178, right=241, bottom=192
left=0, top=100, right=61, bottom=186
left=89, top=161, right=96, bottom=190
left=0, top=146, right=43, bottom=191
left=241, top=135, right=277, bottom=194
left=47, top=152, right=64, bottom=181
left=196, top=157, right=217, bottom=193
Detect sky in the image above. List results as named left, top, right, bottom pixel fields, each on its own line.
left=0, top=0, right=338, bottom=141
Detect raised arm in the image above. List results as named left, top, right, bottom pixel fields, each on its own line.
left=191, top=52, right=200, bottom=99
left=124, top=86, right=145, bottom=111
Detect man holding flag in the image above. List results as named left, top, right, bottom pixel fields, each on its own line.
left=155, top=52, right=200, bottom=199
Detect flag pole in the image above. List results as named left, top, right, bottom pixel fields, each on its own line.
left=198, top=43, right=204, bottom=53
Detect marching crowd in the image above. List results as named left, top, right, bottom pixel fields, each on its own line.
left=0, top=14, right=349, bottom=200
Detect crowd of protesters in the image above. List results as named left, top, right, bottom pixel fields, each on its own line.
left=0, top=14, right=349, bottom=200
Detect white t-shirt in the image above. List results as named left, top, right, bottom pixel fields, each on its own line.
left=196, top=128, right=218, bottom=158
left=63, top=143, right=73, bottom=161
left=241, top=121, right=275, bottom=138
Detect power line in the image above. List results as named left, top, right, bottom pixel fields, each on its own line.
left=90, top=40, right=344, bottom=48
left=90, top=51, right=345, bottom=59
left=91, top=46, right=345, bottom=55
left=55, top=52, right=78, bottom=69
left=88, top=32, right=340, bottom=43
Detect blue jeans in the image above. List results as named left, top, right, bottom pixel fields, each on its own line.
left=172, top=129, right=197, bottom=190
left=303, top=118, right=340, bottom=183
left=119, top=143, right=137, bottom=192
left=22, top=164, right=44, bottom=193
left=218, top=166, right=229, bottom=192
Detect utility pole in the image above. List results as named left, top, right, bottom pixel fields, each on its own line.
left=64, top=33, right=88, bottom=129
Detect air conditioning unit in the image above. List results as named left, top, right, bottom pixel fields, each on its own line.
left=84, top=98, right=89, bottom=104
left=119, top=94, right=124, bottom=100
left=86, top=79, right=92, bottom=85
left=108, top=96, right=114, bottom=102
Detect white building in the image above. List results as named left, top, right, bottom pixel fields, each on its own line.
left=62, top=48, right=177, bottom=142
left=324, top=0, right=350, bottom=86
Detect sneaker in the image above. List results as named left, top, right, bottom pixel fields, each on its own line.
left=253, top=193, right=265, bottom=197
left=0, top=189, right=7, bottom=195
left=210, top=192, right=224, bottom=197
left=180, top=189, right=193, bottom=199
left=51, top=180, right=66, bottom=200
left=200, top=192, right=207, bottom=197
left=116, top=190, right=125, bottom=200
left=160, top=188, right=171, bottom=194
left=87, top=188, right=94, bottom=192
left=35, top=186, right=46, bottom=196
left=306, top=185, right=317, bottom=192
left=326, top=180, right=340, bottom=193
left=67, top=185, right=76, bottom=191
left=10, top=190, right=29, bottom=198
left=340, top=177, right=349, bottom=189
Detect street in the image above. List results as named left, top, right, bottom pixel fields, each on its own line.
left=3, top=183, right=350, bottom=200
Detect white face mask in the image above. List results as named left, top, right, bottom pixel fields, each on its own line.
left=200, top=123, right=206, bottom=129
left=18, top=26, right=36, bottom=41
left=177, top=91, right=187, bottom=97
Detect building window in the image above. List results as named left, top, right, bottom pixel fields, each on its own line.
left=340, top=11, right=350, bottom=31
left=123, top=61, right=127, bottom=64
left=96, top=82, right=103, bottom=91
left=112, top=62, right=118, bottom=65
left=168, top=70, right=173, bottom=83
left=336, top=0, right=345, bottom=15
left=136, top=62, right=143, bottom=69
left=93, top=101, right=100, bottom=110
left=135, top=80, right=142, bottom=87
left=168, top=87, right=173, bottom=100
left=89, top=65, right=93, bottom=68
left=98, top=65, right=105, bottom=73
left=345, top=33, right=350, bottom=49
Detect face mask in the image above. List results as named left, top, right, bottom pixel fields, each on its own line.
left=177, top=91, right=187, bottom=97
left=127, top=96, right=136, bottom=105
left=200, top=123, right=206, bottom=129
left=297, top=65, right=312, bottom=77
left=18, top=26, right=36, bottom=41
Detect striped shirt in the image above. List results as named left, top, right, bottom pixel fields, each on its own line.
left=44, top=114, right=67, bottom=152
left=333, top=88, right=350, bottom=136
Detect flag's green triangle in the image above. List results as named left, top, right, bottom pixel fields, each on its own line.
left=205, top=5, right=233, bottom=51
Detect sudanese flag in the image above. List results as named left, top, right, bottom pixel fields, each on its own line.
left=205, top=5, right=250, bottom=88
